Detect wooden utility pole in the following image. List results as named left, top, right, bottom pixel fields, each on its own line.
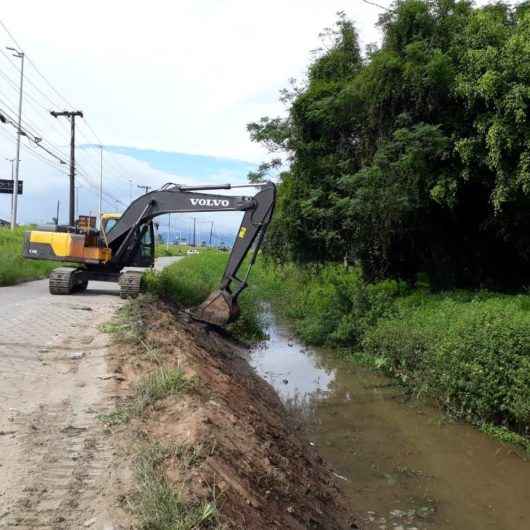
left=50, top=110, right=83, bottom=226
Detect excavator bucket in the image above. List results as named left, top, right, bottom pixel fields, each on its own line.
left=191, top=290, right=241, bottom=327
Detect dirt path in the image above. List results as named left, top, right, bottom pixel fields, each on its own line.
left=0, top=278, right=125, bottom=529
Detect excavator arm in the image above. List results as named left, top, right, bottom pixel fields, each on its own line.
left=107, top=181, right=276, bottom=326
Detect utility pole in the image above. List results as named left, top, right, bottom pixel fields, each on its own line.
left=56, top=200, right=60, bottom=225
left=8, top=47, right=24, bottom=230
left=98, top=145, right=103, bottom=228
left=137, top=184, right=150, bottom=195
left=209, top=221, right=214, bottom=247
left=166, top=214, right=171, bottom=250
left=75, top=184, right=80, bottom=220
left=50, top=110, right=83, bottom=226
left=192, top=217, right=197, bottom=247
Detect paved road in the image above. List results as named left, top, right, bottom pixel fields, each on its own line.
left=0, top=257, right=181, bottom=529
left=154, top=255, right=182, bottom=271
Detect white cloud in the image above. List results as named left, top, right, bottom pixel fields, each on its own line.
left=0, top=0, right=391, bottom=163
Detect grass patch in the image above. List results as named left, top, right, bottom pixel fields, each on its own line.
left=99, top=367, right=189, bottom=426
left=144, top=250, right=266, bottom=342
left=133, top=442, right=218, bottom=530
left=0, top=226, right=58, bottom=286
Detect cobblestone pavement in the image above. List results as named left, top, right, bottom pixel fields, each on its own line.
left=0, top=279, right=123, bottom=529
left=0, top=258, right=183, bottom=528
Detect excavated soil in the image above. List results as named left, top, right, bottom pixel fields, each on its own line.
left=106, top=298, right=356, bottom=529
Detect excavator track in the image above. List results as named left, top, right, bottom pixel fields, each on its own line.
left=49, top=267, right=76, bottom=295
left=118, top=271, right=143, bottom=299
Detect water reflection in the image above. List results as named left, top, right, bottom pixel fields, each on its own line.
left=251, top=311, right=335, bottom=402
left=250, top=309, right=530, bottom=530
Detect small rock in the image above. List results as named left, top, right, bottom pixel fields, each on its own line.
left=68, top=351, right=85, bottom=360
left=282, top=379, right=289, bottom=385
left=390, top=510, right=406, bottom=518
left=84, top=518, right=96, bottom=527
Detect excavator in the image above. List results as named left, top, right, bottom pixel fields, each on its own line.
left=22, top=181, right=276, bottom=326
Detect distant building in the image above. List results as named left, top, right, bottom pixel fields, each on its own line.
left=0, top=218, right=9, bottom=227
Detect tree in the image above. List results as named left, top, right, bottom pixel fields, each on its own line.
left=250, top=1, right=530, bottom=289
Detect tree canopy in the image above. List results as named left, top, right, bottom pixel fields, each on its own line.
left=248, top=0, right=530, bottom=289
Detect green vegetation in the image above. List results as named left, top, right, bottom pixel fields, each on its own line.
left=0, top=226, right=57, bottom=286
left=144, top=249, right=266, bottom=342
left=255, top=262, right=530, bottom=449
left=133, top=442, right=218, bottom=530
left=149, top=252, right=530, bottom=448
left=99, top=367, right=188, bottom=425
left=249, top=0, right=530, bottom=290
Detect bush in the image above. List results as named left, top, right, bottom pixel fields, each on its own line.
left=363, top=293, right=530, bottom=435
left=253, top=262, right=404, bottom=346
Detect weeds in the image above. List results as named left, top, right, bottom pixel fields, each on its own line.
left=133, top=442, right=218, bottom=530
left=99, top=367, right=188, bottom=426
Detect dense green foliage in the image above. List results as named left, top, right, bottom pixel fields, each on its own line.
left=256, top=261, right=530, bottom=443
left=0, top=226, right=57, bottom=286
left=249, top=0, right=530, bottom=289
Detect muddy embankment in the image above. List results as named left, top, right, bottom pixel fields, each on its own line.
left=104, top=297, right=357, bottom=530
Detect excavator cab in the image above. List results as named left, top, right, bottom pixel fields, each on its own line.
left=101, top=213, right=155, bottom=268
left=22, top=181, right=276, bottom=327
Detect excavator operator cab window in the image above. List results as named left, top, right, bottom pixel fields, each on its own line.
left=104, top=218, right=118, bottom=233
left=140, top=222, right=154, bottom=258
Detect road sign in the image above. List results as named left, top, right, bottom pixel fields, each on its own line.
left=0, top=179, right=23, bottom=194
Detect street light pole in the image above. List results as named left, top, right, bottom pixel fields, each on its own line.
left=8, top=47, right=24, bottom=230
left=98, top=145, right=103, bottom=228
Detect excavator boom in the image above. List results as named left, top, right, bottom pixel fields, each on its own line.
left=22, top=181, right=276, bottom=327
left=106, top=181, right=276, bottom=325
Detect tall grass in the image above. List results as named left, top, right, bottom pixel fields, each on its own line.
left=144, top=249, right=265, bottom=342
left=0, top=226, right=58, bottom=286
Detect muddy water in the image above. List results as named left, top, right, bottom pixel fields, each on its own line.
left=250, top=311, right=530, bottom=530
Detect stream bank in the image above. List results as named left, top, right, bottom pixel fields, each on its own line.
left=250, top=310, right=530, bottom=530
left=103, top=297, right=355, bottom=529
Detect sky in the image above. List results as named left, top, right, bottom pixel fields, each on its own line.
left=0, top=0, right=393, bottom=230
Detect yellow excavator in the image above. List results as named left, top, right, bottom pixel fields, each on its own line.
left=23, top=182, right=276, bottom=326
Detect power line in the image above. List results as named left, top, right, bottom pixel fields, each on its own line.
left=0, top=18, right=130, bottom=214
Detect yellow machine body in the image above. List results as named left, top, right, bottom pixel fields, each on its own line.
left=27, top=230, right=112, bottom=264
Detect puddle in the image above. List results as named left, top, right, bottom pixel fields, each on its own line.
left=250, top=310, right=530, bottom=530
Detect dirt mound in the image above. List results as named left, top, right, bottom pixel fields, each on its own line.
left=106, top=298, right=356, bottom=529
